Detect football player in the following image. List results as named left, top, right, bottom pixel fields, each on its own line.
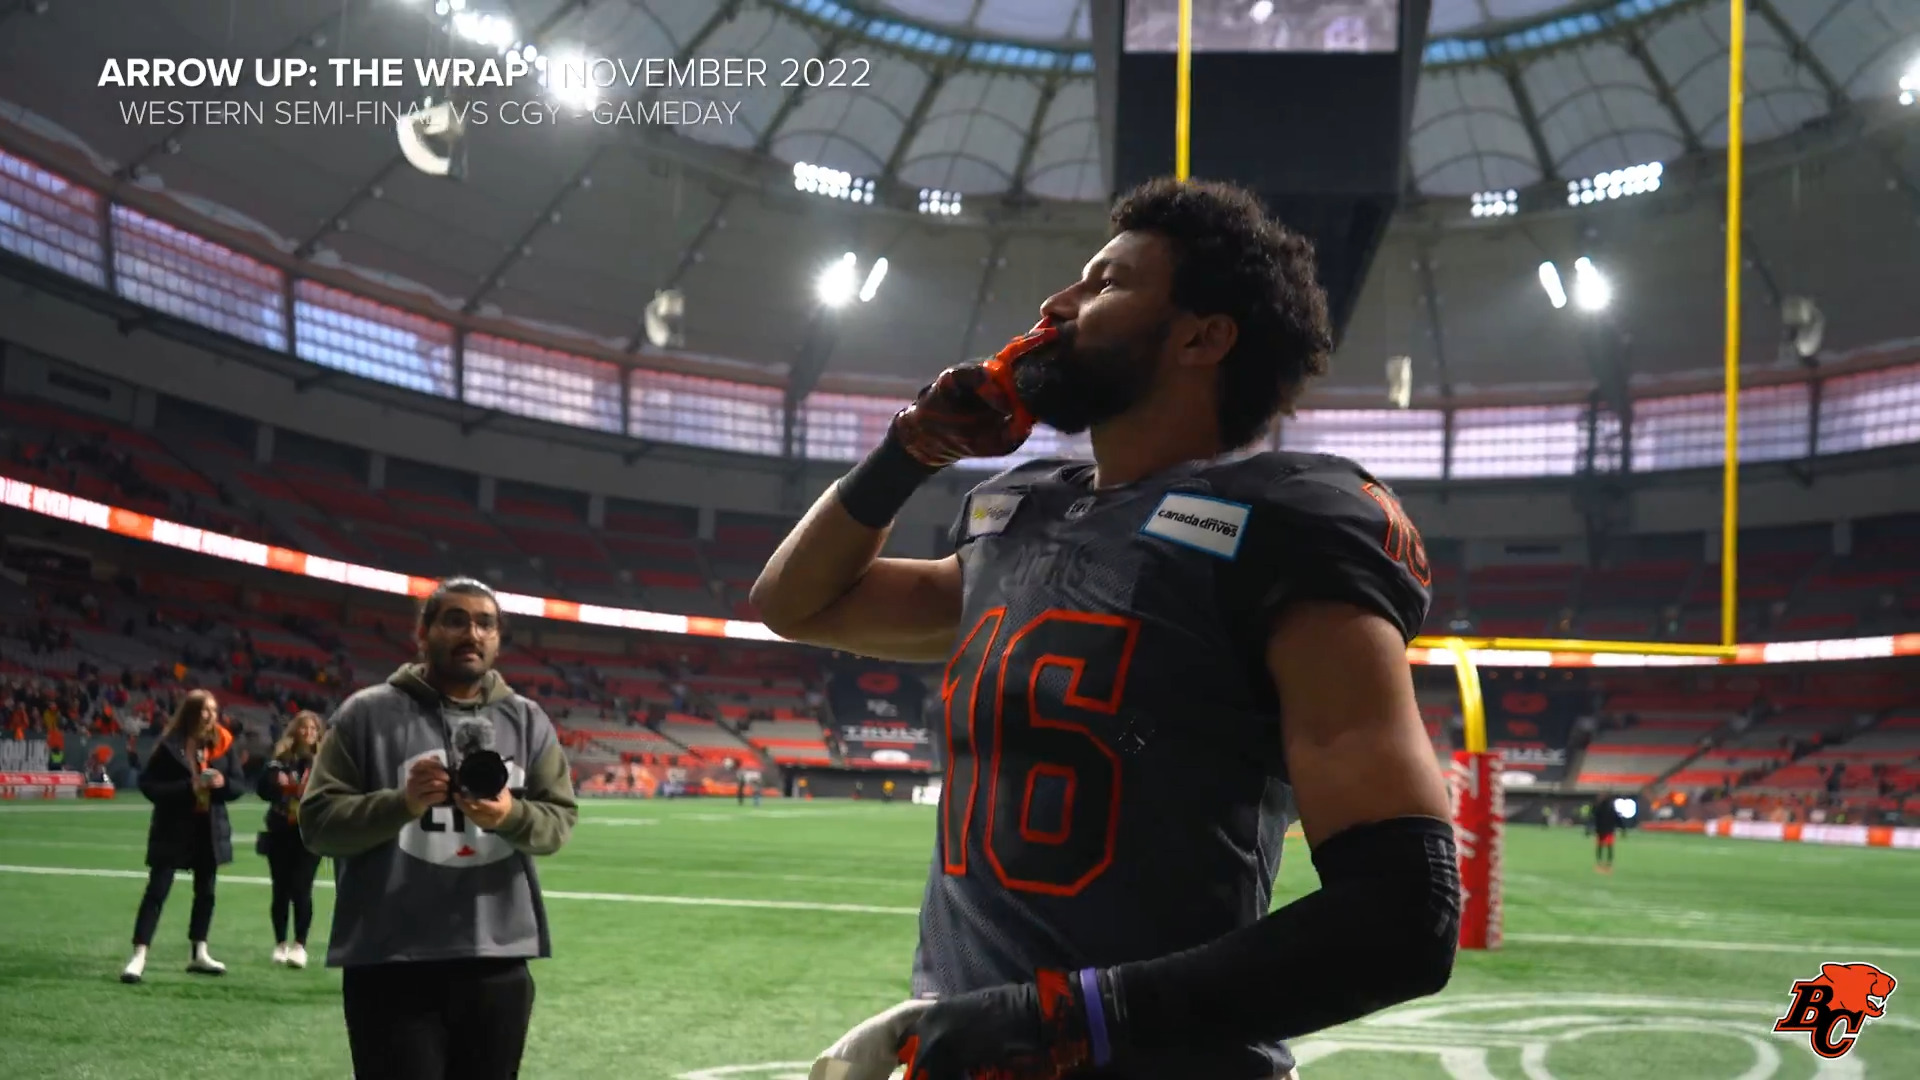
left=757, top=177, right=1459, bottom=1080
left=1590, top=792, right=1622, bottom=873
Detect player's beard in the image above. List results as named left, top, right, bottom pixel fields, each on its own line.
left=1012, top=318, right=1168, bottom=435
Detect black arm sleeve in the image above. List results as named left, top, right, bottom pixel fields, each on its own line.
left=1106, top=816, right=1461, bottom=1050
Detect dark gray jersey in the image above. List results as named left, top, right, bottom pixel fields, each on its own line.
left=913, top=451, right=1431, bottom=1078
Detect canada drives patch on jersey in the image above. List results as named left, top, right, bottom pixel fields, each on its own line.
left=926, top=451, right=1432, bottom=1079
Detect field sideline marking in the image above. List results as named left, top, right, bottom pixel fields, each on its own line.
left=6, top=863, right=1920, bottom=957
left=0, top=863, right=922, bottom=915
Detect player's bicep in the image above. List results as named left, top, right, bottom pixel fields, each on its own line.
left=780, top=555, right=962, bottom=663
left=1267, top=600, right=1450, bottom=848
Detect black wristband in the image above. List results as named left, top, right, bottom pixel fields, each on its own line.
left=835, top=434, right=941, bottom=529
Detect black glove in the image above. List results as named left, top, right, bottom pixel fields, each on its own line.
left=903, top=969, right=1107, bottom=1080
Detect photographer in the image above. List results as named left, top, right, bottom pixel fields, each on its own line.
left=256, top=709, right=323, bottom=969
left=121, top=689, right=241, bottom=983
left=300, top=578, right=576, bottom=1080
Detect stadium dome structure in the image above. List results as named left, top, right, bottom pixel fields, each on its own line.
left=0, top=0, right=1917, bottom=480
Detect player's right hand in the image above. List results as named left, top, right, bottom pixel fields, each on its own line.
left=808, top=998, right=934, bottom=1080
left=403, top=758, right=450, bottom=817
left=890, top=324, right=1062, bottom=468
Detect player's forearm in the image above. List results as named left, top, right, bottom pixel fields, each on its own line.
left=751, top=483, right=895, bottom=634
left=1106, top=815, right=1460, bottom=1051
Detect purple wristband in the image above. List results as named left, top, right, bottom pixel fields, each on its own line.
left=1078, top=967, right=1112, bottom=1066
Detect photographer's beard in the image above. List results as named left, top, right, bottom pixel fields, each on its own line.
left=1013, top=319, right=1169, bottom=435
left=424, top=636, right=494, bottom=699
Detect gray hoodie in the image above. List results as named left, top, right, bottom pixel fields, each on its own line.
left=300, top=664, right=578, bottom=968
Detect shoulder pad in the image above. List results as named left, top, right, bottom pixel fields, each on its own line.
left=959, top=456, right=1085, bottom=496
left=1216, top=452, right=1433, bottom=642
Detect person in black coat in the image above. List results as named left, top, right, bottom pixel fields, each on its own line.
left=256, top=709, right=324, bottom=970
left=122, top=689, right=243, bottom=984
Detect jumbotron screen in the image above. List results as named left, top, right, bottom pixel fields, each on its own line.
left=1123, top=0, right=1402, bottom=54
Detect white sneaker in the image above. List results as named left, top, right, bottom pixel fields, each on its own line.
left=186, top=942, right=225, bottom=976
left=120, top=945, right=148, bottom=984
left=272, top=942, right=289, bottom=966
left=286, top=944, right=308, bottom=970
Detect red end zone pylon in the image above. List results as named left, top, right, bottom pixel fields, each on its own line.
left=1450, top=750, right=1504, bottom=950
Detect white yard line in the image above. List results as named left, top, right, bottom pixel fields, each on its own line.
left=5, top=862, right=1920, bottom=956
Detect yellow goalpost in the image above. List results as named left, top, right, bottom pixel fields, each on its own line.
left=1168, top=0, right=1751, bottom=947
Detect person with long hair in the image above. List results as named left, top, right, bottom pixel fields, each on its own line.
left=257, top=709, right=324, bottom=968
left=122, top=689, right=243, bottom=983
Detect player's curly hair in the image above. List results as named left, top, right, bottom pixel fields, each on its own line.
left=1110, top=178, right=1332, bottom=450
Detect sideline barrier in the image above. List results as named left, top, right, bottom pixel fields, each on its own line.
left=0, top=772, right=83, bottom=799
left=1705, top=818, right=1920, bottom=849
left=7, top=471, right=1920, bottom=665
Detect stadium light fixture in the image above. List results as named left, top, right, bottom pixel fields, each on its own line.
left=858, top=257, right=888, bottom=304
left=1900, top=59, right=1918, bottom=106
left=1470, top=189, right=1518, bottom=218
left=918, top=188, right=963, bottom=216
left=542, top=51, right=597, bottom=110
left=1572, top=256, right=1612, bottom=313
left=818, top=252, right=859, bottom=308
left=1566, top=162, right=1662, bottom=206
left=1537, top=261, right=1568, bottom=310
left=450, top=10, right=515, bottom=50
left=795, top=162, right=875, bottom=205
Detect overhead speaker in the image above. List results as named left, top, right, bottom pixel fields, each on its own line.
left=1386, top=354, right=1412, bottom=409
left=397, top=99, right=465, bottom=179
left=1781, top=295, right=1825, bottom=362
left=644, top=288, right=686, bottom=349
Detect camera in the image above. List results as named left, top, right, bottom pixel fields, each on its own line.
left=456, top=749, right=508, bottom=800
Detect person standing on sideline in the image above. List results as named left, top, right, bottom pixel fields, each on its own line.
left=257, top=709, right=324, bottom=969
left=1590, top=793, right=1622, bottom=874
left=301, top=578, right=577, bottom=1080
left=121, top=689, right=241, bottom=983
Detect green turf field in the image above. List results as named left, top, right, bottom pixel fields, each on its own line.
left=1, top=797, right=1915, bottom=1079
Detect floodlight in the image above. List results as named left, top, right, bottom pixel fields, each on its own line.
left=796, top=162, right=874, bottom=205
left=918, top=188, right=963, bottom=216
left=818, top=252, right=859, bottom=308
left=1566, top=161, right=1661, bottom=206
left=1573, top=256, right=1612, bottom=313
left=858, top=257, right=888, bottom=304
left=544, top=53, right=598, bottom=110
left=1538, top=261, right=1568, bottom=310
left=1470, top=189, right=1517, bottom=218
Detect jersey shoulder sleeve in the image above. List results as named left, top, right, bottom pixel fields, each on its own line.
left=945, top=456, right=1085, bottom=550
left=1213, top=451, right=1433, bottom=643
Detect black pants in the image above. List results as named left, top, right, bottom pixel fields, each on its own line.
left=342, top=958, right=535, bottom=1080
left=265, top=832, right=321, bottom=943
left=131, top=861, right=216, bottom=946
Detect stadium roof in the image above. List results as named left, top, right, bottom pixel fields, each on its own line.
left=0, top=0, right=1916, bottom=397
